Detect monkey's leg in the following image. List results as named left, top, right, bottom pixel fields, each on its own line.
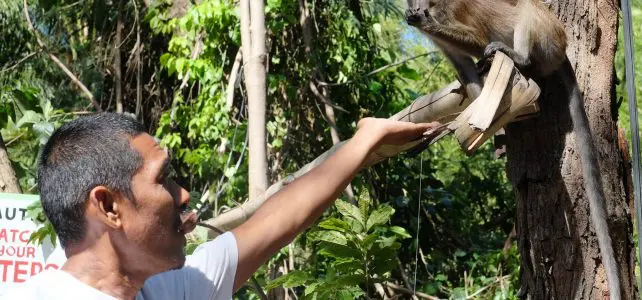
left=483, top=42, right=531, bottom=70
left=484, top=21, right=533, bottom=72
left=438, top=43, right=483, bottom=100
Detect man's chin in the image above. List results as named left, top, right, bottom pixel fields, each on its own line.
left=168, top=255, right=187, bottom=271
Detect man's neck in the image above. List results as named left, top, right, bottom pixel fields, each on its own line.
left=61, top=237, right=149, bottom=300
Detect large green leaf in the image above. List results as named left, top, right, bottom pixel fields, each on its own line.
left=312, top=230, right=348, bottom=246
left=366, top=205, right=395, bottom=231
left=266, top=270, right=312, bottom=290
left=397, top=64, right=421, bottom=81
left=334, top=200, right=365, bottom=231
left=318, top=241, right=362, bottom=260
left=318, top=217, right=351, bottom=233
left=16, top=110, right=43, bottom=128
left=11, top=87, right=41, bottom=117
left=388, top=226, right=412, bottom=239
left=333, top=259, right=363, bottom=273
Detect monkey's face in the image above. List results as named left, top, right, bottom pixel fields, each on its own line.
left=405, top=0, right=443, bottom=28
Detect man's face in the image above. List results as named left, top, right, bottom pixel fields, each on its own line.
left=117, top=133, right=195, bottom=274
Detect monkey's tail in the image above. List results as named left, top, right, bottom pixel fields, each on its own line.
left=560, top=58, right=621, bottom=300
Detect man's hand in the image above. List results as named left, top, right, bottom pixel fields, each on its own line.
left=355, top=118, right=442, bottom=149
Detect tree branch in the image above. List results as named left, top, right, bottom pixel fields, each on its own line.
left=0, top=51, right=40, bottom=73
left=203, top=79, right=473, bottom=236
left=226, top=50, right=243, bottom=109
left=23, top=0, right=101, bottom=112
left=317, top=51, right=438, bottom=87
left=202, top=58, right=542, bottom=236
left=179, top=32, right=204, bottom=90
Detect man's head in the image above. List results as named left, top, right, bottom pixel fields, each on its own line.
left=38, top=112, right=194, bottom=273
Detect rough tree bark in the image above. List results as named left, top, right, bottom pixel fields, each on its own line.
left=240, top=0, right=269, bottom=202
left=0, top=136, right=21, bottom=193
left=505, top=1, right=636, bottom=298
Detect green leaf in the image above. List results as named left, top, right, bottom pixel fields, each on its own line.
left=368, top=81, right=382, bottom=93
left=334, top=200, right=364, bottom=230
left=336, top=286, right=365, bottom=299
left=266, top=270, right=312, bottom=290
left=435, top=274, right=448, bottom=281
left=304, top=282, right=321, bottom=296
left=318, top=218, right=351, bottom=233
left=33, top=121, right=54, bottom=145
left=372, top=23, right=382, bottom=34
left=12, top=87, right=41, bottom=116
left=333, top=259, right=363, bottom=273
left=397, top=64, right=420, bottom=80
left=362, top=232, right=379, bottom=249
left=372, top=257, right=396, bottom=274
left=333, top=274, right=364, bottom=286
left=159, top=53, right=171, bottom=66
left=366, top=205, right=394, bottom=231
left=312, top=230, right=348, bottom=246
left=175, top=57, right=186, bottom=75
left=318, top=241, right=362, bottom=260
left=389, top=226, right=412, bottom=239
left=16, top=110, right=43, bottom=128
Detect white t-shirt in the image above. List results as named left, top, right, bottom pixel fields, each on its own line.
left=3, top=232, right=238, bottom=300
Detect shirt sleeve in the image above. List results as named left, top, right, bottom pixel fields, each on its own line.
left=137, top=232, right=239, bottom=300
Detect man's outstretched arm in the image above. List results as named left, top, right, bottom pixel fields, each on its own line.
left=231, top=118, right=439, bottom=290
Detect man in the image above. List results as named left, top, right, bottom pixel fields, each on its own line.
left=6, top=112, right=438, bottom=299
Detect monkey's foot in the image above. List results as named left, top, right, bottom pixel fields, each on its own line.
left=483, top=42, right=531, bottom=70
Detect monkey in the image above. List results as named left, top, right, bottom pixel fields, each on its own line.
left=404, top=1, right=621, bottom=298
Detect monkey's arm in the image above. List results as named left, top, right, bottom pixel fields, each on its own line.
left=423, top=24, right=488, bottom=55
left=440, top=46, right=483, bottom=99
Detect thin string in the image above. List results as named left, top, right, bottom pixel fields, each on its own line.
left=412, top=152, right=423, bottom=294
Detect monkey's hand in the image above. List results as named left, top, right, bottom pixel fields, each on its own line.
left=405, top=8, right=434, bottom=29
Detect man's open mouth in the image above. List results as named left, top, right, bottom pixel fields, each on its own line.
left=178, top=210, right=197, bottom=234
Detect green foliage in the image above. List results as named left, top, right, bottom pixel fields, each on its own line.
left=150, top=0, right=247, bottom=215
left=0, top=84, right=71, bottom=191
left=267, top=198, right=409, bottom=299
left=2, top=0, right=542, bottom=298
left=26, top=200, right=57, bottom=247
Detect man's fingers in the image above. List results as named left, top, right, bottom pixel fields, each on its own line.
left=422, top=123, right=448, bottom=137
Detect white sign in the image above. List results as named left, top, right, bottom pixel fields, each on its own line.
left=0, top=193, right=65, bottom=296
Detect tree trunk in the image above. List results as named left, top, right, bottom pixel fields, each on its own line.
left=0, top=136, right=21, bottom=193
left=114, top=11, right=123, bottom=113
left=505, top=1, right=636, bottom=299
left=241, top=0, right=269, bottom=202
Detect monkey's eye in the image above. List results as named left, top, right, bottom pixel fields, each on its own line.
left=427, top=0, right=436, bottom=7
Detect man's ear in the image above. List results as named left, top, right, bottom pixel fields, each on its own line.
left=88, top=186, right=123, bottom=229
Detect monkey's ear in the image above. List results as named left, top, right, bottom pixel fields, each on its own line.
left=88, top=186, right=123, bottom=230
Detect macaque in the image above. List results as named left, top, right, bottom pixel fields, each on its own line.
left=405, top=1, right=620, bottom=298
